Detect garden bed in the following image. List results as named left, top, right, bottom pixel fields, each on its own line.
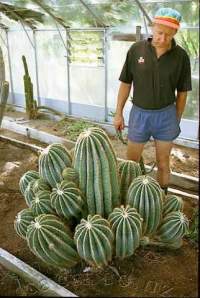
left=0, top=140, right=198, bottom=297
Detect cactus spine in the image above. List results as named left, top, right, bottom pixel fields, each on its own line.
left=108, top=205, right=143, bottom=259
left=74, top=214, right=114, bottom=267
left=119, top=160, right=142, bottom=203
left=74, top=127, right=120, bottom=217
left=51, top=181, right=84, bottom=220
left=127, top=175, right=163, bottom=235
left=163, top=195, right=184, bottom=217
left=39, top=143, right=72, bottom=187
left=19, top=170, right=40, bottom=195
left=14, top=208, right=34, bottom=239
left=27, top=214, right=79, bottom=268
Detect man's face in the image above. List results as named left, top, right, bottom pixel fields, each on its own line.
left=152, top=23, right=177, bottom=48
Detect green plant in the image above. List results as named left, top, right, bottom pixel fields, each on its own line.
left=32, top=178, right=51, bottom=193
left=27, top=214, right=79, bottom=268
left=50, top=181, right=84, bottom=220
left=22, top=55, right=64, bottom=119
left=19, top=170, right=40, bottom=195
left=119, top=160, right=142, bottom=203
left=14, top=208, right=34, bottom=240
left=74, top=214, right=114, bottom=267
left=155, top=211, right=189, bottom=245
left=62, top=167, right=79, bottom=185
left=163, top=194, right=184, bottom=217
left=127, top=175, right=163, bottom=236
left=0, top=81, right=9, bottom=127
left=31, top=190, right=54, bottom=216
left=24, top=181, right=36, bottom=207
left=108, top=205, right=143, bottom=259
left=39, top=143, right=72, bottom=188
left=186, top=207, right=199, bottom=244
left=73, top=127, right=120, bottom=218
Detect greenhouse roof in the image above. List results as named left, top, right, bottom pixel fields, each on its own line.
left=0, top=0, right=199, bottom=30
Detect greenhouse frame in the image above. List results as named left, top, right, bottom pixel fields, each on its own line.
left=0, top=0, right=199, bottom=144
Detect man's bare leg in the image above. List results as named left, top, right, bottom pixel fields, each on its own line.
left=154, top=140, right=173, bottom=192
left=127, top=140, right=145, bottom=162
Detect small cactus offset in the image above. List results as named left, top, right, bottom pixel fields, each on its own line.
left=163, top=195, right=184, bottom=217
left=31, top=190, right=55, bottom=216
left=156, top=211, right=189, bottom=245
left=74, top=214, right=114, bottom=267
left=127, top=175, right=163, bottom=236
left=14, top=208, right=35, bottom=240
left=32, top=178, right=51, bottom=193
left=118, top=160, right=142, bottom=203
left=62, top=167, right=79, bottom=185
left=24, top=181, right=37, bottom=207
left=108, top=205, right=143, bottom=259
left=19, top=170, right=40, bottom=195
left=27, top=214, right=80, bottom=268
left=73, top=127, right=120, bottom=218
left=39, top=143, right=72, bottom=188
left=51, top=181, right=84, bottom=220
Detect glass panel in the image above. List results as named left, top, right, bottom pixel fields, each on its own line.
left=36, top=30, right=68, bottom=102
left=70, top=65, right=105, bottom=106
left=8, top=30, right=36, bottom=106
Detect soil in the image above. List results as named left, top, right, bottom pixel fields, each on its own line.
left=3, top=110, right=199, bottom=178
left=0, top=141, right=198, bottom=297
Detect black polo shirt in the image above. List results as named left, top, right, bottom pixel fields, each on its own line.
left=119, top=37, right=192, bottom=109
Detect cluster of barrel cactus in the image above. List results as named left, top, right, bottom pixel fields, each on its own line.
left=14, top=127, right=189, bottom=269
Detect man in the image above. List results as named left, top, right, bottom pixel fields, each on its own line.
left=114, top=7, right=192, bottom=195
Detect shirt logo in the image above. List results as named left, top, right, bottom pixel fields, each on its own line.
left=138, top=56, right=145, bottom=64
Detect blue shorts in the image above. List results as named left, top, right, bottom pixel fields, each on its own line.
left=128, top=104, right=181, bottom=143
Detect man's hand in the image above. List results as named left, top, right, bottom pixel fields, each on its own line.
left=113, top=114, right=125, bottom=131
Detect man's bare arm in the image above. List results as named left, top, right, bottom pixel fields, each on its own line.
left=114, top=82, right=132, bottom=130
left=176, top=91, right=187, bottom=121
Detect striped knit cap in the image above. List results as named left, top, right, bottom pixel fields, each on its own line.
left=153, top=7, right=182, bottom=30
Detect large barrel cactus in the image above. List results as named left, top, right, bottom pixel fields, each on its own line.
left=119, top=160, right=142, bottom=203
left=156, top=211, right=189, bottom=244
left=51, top=181, right=84, bottom=220
left=27, top=214, right=79, bottom=268
left=163, top=195, right=184, bottom=217
left=39, top=143, right=72, bottom=188
left=14, top=208, right=34, bottom=240
left=127, top=175, right=163, bottom=236
left=74, top=214, right=114, bottom=267
left=31, top=190, right=55, bottom=216
left=108, top=205, right=143, bottom=259
left=19, top=170, right=40, bottom=195
left=73, top=127, right=120, bottom=217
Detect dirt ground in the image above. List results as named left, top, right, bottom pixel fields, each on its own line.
left=3, top=110, right=199, bottom=178
left=0, top=141, right=198, bottom=297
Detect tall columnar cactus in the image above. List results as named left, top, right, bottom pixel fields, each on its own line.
left=119, top=160, right=142, bottom=203
left=27, top=214, right=79, bottom=268
left=14, top=208, right=34, bottom=240
left=0, top=81, right=9, bottom=127
left=19, top=170, right=40, bottom=195
left=22, top=55, right=37, bottom=119
left=108, top=205, right=143, bottom=259
left=73, top=127, right=120, bottom=217
left=163, top=195, right=184, bottom=217
left=74, top=214, right=114, bottom=267
left=156, top=211, right=189, bottom=245
left=127, top=175, right=163, bottom=236
left=0, top=46, right=5, bottom=94
left=31, top=190, right=55, bottom=216
left=39, top=143, right=72, bottom=188
left=51, top=181, right=84, bottom=220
